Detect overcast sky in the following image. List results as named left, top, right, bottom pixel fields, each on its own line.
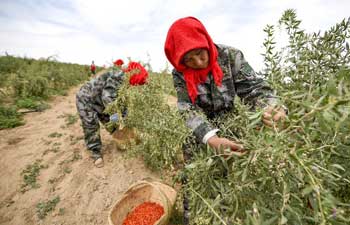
left=0, top=0, right=349, bottom=72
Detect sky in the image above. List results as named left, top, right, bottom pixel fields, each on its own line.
left=0, top=0, right=349, bottom=72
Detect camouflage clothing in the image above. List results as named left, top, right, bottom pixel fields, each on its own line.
left=173, top=44, right=277, bottom=143
left=174, top=44, right=278, bottom=225
left=76, top=71, right=124, bottom=156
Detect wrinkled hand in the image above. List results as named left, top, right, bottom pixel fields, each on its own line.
left=262, top=106, right=286, bottom=127
left=109, top=113, right=119, bottom=123
left=207, top=135, right=245, bottom=157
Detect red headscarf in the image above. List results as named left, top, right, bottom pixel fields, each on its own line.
left=164, top=17, right=223, bottom=103
left=114, top=59, right=124, bottom=66
left=123, top=61, right=148, bottom=86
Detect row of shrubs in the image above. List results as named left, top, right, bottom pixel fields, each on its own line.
left=0, top=55, right=91, bottom=129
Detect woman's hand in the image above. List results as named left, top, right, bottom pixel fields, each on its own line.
left=207, top=135, right=244, bottom=156
left=262, top=106, right=287, bottom=127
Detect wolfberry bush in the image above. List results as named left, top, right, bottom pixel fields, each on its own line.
left=184, top=10, right=350, bottom=225
left=108, top=10, right=349, bottom=224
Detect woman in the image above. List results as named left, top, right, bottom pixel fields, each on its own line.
left=164, top=16, right=286, bottom=223
left=76, top=62, right=148, bottom=168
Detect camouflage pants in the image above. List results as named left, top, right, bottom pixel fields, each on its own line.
left=76, top=86, right=110, bottom=157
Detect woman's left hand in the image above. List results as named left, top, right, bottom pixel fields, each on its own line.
left=262, top=106, right=287, bottom=127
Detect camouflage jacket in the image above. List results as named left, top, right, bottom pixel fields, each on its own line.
left=172, top=44, right=277, bottom=143
left=79, top=70, right=124, bottom=114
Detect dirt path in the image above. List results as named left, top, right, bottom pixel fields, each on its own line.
left=0, top=86, right=161, bottom=225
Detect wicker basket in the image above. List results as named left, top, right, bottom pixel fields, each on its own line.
left=108, top=180, right=177, bottom=225
left=112, top=127, right=139, bottom=151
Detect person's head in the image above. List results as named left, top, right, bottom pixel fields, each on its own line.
left=92, top=60, right=94, bottom=64
left=182, top=48, right=209, bottom=69
left=164, top=17, right=223, bottom=103
left=123, top=61, right=148, bottom=86
left=164, top=17, right=215, bottom=71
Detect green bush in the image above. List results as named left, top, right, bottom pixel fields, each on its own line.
left=0, top=105, right=24, bottom=129
left=106, top=71, right=190, bottom=170
left=184, top=10, right=350, bottom=224
left=0, top=55, right=89, bottom=129
left=104, top=10, right=350, bottom=225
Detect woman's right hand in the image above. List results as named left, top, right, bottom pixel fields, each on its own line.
left=207, top=135, right=244, bottom=156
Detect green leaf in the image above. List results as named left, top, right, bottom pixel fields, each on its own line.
left=185, top=163, right=196, bottom=169
left=206, top=158, right=213, bottom=167
left=242, top=167, right=248, bottom=182
left=327, top=78, right=337, bottom=95
left=248, top=111, right=262, bottom=120
left=302, top=185, right=314, bottom=196
left=262, top=216, right=278, bottom=225
left=331, top=164, right=345, bottom=171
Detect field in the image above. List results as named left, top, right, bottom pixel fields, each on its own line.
left=0, top=10, right=349, bottom=225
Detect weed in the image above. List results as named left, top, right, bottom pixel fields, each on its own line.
left=65, top=114, right=78, bottom=126
left=36, top=196, right=60, bottom=219
left=0, top=105, right=24, bottom=129
left=63, top=167, right=72, bottom=174
left=59, top=152, right=82, bottom=165
left=42, top=146, right=60, bottom=156
left=16, top=97, right=50, bottom=111
left=0, top=54, right=89, bottom=129
left=58, top=208, right=65, bottom=216
left=58, top=113, right=78, bottom=126
left=48, top=178, right=58, bottom=184
left=48, top=132, right=63, bottom=138
left=21, top=160, right=47, bottom=192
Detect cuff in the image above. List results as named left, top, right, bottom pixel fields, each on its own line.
left=202, top=129, right=219, bottom=144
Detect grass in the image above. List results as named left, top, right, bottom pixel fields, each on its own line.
left=0, top=105, right=24, bottom=129
left=65, top=114, right=78, bottom=126
left=48, top=132, right=63, bottom=138
left=58, top=208, right=65, bottom=216
left=16, top=97, right=50, bottom=111
left=59, top=152, right=82, bottom=165
left=48, top=178, right=58, bottom=184
left=42, top=146, right=60, bottom=156
left=69, top=135, right=84, bottom=145
left=63, top=167, right=72, bottom=174
left=58, top=113, right=78, bottom=128
left=21, top=160, right=47, bottom=193
left=36, top=196, right=60, bottom=219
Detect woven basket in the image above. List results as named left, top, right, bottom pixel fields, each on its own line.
left=112, top=127, right=139, bottom=151
left=108, top=180, right=177, bottom=225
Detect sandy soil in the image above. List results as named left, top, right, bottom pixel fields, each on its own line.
left=0, top=85, right=164, bottom=225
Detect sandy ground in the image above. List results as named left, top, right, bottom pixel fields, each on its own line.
left=0, top=85, right=165, bottom=225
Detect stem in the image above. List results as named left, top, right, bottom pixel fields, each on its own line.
left=292, top=153, right=326, bottom=224
left=279, top=180, right=289, bottom=225
left=190, top=188, right=228, bottom=225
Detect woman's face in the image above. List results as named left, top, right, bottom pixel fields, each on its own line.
left=183, top=48, right=209, bottom=69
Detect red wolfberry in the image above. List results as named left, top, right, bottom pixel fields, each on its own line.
left=122, top=202, right=164, bottom=225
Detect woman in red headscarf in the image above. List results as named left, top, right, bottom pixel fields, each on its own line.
left=164, top=17, right=286, bottom=223
left=76, top=61, right=148, bottom=168
left=165, top=16, right=286, bottom=154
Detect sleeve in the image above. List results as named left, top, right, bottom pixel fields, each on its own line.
left=172, top=70, right=218, bottom=143
left=101, top=71, right=124, bottom=107
left=229, top=48, right=278, bottom=109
